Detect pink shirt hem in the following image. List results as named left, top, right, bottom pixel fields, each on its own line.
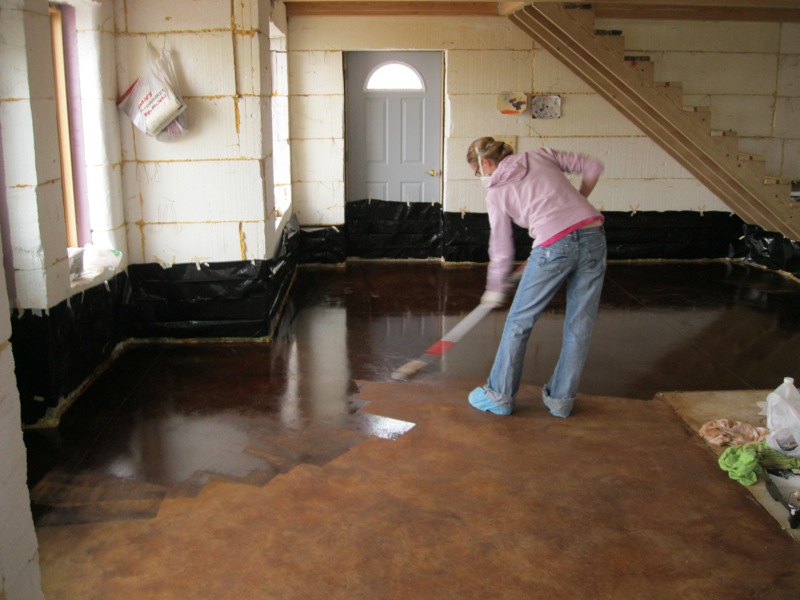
left=539, top=216, right=604, bottom=247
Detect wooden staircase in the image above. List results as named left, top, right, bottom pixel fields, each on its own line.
left=508, top=3, right=799, bottom=240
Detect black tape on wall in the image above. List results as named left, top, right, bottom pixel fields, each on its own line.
left=11, top=272, right=127, bottom=425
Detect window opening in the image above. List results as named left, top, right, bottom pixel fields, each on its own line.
left=270, top=22, right=291, bottom=229
left=365, top=62, right=425, bottom=91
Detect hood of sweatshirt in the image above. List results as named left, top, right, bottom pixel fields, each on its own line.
left=487, top=152, right=528, bottom=189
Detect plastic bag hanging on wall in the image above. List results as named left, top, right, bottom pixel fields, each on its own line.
left=117, top=45, right=189, bottom=141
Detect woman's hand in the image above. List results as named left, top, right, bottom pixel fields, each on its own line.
left=480, top=290, right=506, bottom=308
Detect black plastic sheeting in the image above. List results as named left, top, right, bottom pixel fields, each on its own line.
left=122, top=215, right=300, bottom=339
left=604, top=211, right=747, bottom=261
left=297, top=201, right=800, bottom=277
left=298, top=225, right=346, bottom=264
left=443, top=211, right=531, bottom=263
left=11, top=272, right=127, bottom=425
left=341, top=199, right=750, bottom=263
left=741, top=224, right=800, bottom=277
left=444, top=210, right=749, bottom=262
left=13, top=218, right=301, bottom=426
left=345, top=199, right=443, bottom=259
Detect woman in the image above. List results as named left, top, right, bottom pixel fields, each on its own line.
left=467, top=137, right=606, bottom=418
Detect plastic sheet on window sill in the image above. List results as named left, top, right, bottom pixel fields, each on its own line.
left=70, top=245, right=123, bottom=293
left=70, top=268, right=118, bottom=294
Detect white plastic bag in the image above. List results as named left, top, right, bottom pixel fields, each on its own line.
left=83, top=244, right=122, bottom=274
left=762, top=377, right=800, bottom=457
left=117, top=45, right=188, bottom=141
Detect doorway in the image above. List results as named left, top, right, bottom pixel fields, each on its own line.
left=345, top=51, right=443, bottom=204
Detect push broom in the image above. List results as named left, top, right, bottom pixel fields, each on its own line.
left=390, top=262, right=526, bottom=381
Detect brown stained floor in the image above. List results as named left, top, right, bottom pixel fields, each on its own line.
left=28, top=261, right=800, bottom=598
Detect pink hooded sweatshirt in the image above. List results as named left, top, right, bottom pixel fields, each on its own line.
left=484, top=147, right=604, bottom=292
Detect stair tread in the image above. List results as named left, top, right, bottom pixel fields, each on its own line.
left=737, top=152, right=766, bottom=161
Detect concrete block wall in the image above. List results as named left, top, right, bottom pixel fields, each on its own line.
left=287, top=15, right=797, bottom=226
left=116, top=0, right=278, bottom=267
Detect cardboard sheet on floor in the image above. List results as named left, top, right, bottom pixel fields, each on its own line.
left=661, top=388, right=800, bottom=541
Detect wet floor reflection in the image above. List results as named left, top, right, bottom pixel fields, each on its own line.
left=293, top=261, right=800, bottom=398
left=27, top=319, right=413, bottom=526
left=25, top=261, right=800, bottom=526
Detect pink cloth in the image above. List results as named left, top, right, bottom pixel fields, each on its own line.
left=484, top=148, right=604, bottom=292
left=699, top=418, right=769, bottom=447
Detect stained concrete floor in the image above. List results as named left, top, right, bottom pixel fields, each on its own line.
left=26, top=261, right=800, bottom=598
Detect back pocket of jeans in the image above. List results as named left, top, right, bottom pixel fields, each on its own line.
left=536, top=245, right=569, bottom=274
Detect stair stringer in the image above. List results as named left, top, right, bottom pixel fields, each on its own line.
left=508, top=3, right=798, bottom=240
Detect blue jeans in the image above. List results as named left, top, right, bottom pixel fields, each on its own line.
left=484, top=226, right=606, bottom=407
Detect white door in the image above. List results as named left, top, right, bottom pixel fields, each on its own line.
left=345, top=52, right=442, bottom=203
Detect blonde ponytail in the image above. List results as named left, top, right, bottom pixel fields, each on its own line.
left=466, top=137, right=514, bottom=168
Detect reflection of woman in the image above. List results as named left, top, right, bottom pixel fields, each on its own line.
left=466, top=137, right=606, bottom=418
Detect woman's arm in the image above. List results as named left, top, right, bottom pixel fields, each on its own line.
left=486, top=199, right=515, bottom=293
left=579, top=178, right=598, bottom=199
left=551, top=149, right=604, bottom=199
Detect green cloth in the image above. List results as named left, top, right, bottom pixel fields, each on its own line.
left=718, top=441, right=800, bottom=486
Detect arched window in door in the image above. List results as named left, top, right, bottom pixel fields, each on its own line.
left=365, top=62, right=425, bottom=91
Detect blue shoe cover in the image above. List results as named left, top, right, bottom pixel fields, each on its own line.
left=543, top=394, right=574, bottom=419
left=468, top=387, right=513, bottom=416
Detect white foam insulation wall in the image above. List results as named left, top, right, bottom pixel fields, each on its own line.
left=116, top=0, right=278, bottom=268
left=287, top=14, right=800, bottom=225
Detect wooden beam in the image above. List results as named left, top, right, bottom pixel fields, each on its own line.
left=49, top=6, right=78, bottom=248
left=524, top=0, right=800, bottom=6
left=499, top=2, right=526, bottom=15
left=285, top=1, right=800, bottom=21
left=283, top=0, right=800, bottom=6
left=286, top=2, right=498, bottom=17
left=594, top=5, right=800, bottom=21
left=520, top=1, right=800, bottom=21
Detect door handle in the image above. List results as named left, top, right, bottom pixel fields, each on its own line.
left=426, top=169, right=439, bottom=177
